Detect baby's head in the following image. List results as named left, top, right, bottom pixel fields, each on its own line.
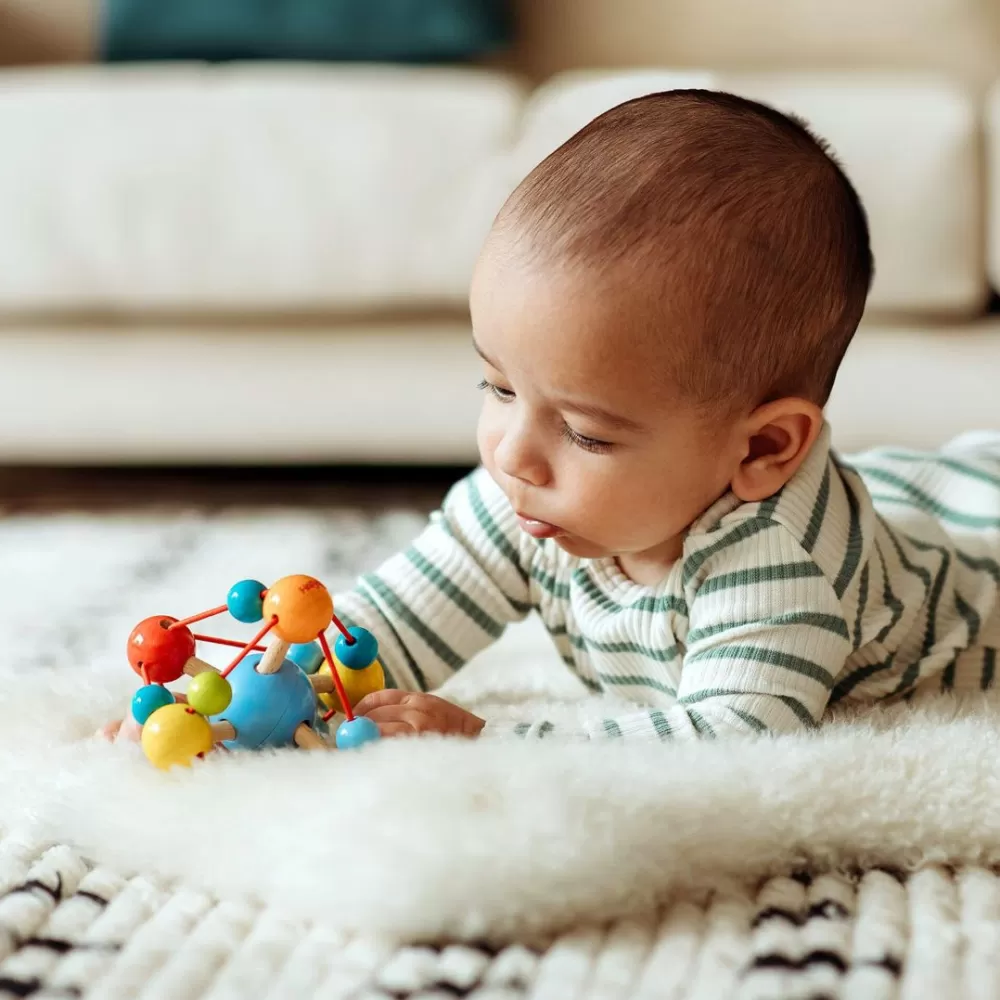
left=471, top=89, right=873, bottom=574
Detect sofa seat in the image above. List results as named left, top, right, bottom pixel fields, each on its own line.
left=0, top=319, right=996, bottom=464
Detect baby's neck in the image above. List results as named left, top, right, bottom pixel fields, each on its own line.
left=616, top=536, right=684, bottom=586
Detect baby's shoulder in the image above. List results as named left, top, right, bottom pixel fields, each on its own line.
left=684, top=430, right=873, bottom=596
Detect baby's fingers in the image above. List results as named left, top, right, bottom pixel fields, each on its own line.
left=94, top=715, right=142, bottom=744
left=115, top=716, right=143, bottom=744
left=354, top=689, right=408, bottom=716
left=362, top=705, right=426, bottom=726
left=96, top=721, right=122, bottom=742
left=372, top=721, right=419, bottom=739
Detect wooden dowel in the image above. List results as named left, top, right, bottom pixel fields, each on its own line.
left=293, top=723, right=328, bottom=750
left=211, top=721, right=236, bottom=742
left=257, top=638, right=291, bottom=675
left=308, top=673, right=336, bottom=695
left=183, top=656, right=217, bottom=676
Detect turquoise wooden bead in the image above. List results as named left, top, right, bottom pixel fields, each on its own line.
left=335, top=627, right=378, bottom=670
left=131, top=683, right=175, bottom=725
left=227, top=579, right=266, bottom=623
left=288, top=641, right=324, bottom=675
left=336, top=716, right=380, bottom=749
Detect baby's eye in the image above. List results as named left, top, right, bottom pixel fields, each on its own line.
left=477, top=378, right=515, bottom=402
left=562, top=424, right=614, bottom=454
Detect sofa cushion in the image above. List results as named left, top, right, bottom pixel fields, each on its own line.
left=512, top=71, right=986, bottom=317
left=984, top=81, right=1000, bottom=294
left=0, top=64, right=524, bottom=313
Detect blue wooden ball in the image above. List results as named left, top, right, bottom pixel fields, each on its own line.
left=288, top=640, right=324, bottom=675
left=210, top=652, right=317, bottom=750
left=132, top=683, right=175, bottom=725
left=335, top=626, right=379, bottom=670
left=226, top=579, right=266, bottom=623
left=336, top=716, right=380, bottom=749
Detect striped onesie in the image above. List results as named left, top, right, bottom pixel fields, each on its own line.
left=335, top=425, right=1000, bottom=739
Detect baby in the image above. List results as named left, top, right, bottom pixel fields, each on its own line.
left=111, top=89, right=1000, bottom=744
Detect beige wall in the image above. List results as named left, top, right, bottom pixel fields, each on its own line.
left=3, top=0, right=1000, bottom=87
left=0, top=0, right=92, bottom=64
left=510, top=0, right=1000, bottom=86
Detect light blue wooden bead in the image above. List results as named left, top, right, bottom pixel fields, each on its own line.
left=288, top=641, right=324, bottom=675
left=131, top=683, right=175, bottom=725
left=226, top=579, right=266, bottom=623
left=211, top=653, right=317, bottom=750
left=335, top=627, right=379, bottom=670
left=336, top=716, right=380, bottom=750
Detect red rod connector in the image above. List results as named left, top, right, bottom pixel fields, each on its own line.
left=221, top=617, right=277, bottom=678
left=318, top=630, right=355, bottom=722
left=170, top=604, right=229, bottom=630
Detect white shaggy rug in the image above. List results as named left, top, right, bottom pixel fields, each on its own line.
left=4, top=505, right=1000, bottom=998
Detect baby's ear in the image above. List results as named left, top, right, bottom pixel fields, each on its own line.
left=731, top=398, right=824, bottom=503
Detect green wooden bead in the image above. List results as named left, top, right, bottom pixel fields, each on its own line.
left=187, top=670, right=232, bottom=716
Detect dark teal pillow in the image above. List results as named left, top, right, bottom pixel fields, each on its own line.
left=100, top=0, right=512, bottom=62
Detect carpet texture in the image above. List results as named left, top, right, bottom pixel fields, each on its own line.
left=2, top=505, right=1000, bottom=998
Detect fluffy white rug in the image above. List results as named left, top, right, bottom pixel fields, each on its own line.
left=4, top=509, right=1000, bottom=949
left=4, top=624, right=1000, bottom=944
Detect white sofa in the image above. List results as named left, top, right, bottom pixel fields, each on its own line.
left=1, top=0, right=999, bottom=463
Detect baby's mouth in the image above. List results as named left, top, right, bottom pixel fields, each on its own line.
left=516, top=515, right=563, bottom=539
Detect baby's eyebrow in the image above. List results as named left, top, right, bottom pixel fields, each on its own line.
left=472, top=338, right=501, bottom=370
left=557, top=400, right=647, bottom=434
left=473, top=337, right=645, bottom=433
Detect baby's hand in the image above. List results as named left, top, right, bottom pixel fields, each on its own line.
left=95, top=716, right=142, bottom=744
left=354, top=690, right=485, bottom=739
left=95, top=693, right=187, bottom=744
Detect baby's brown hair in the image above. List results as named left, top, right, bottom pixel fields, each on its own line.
left=498, top=90, right=874, bottom=412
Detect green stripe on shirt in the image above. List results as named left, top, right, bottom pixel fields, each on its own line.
left=686, top=611, right=849, bottom=645
left=698, top=561, right=824, bottom=596
left=864, top=467, right=1000, bottom=528
left=360, top=573, right=464, bottom=672
left=406, top=548, right=506, bottom=638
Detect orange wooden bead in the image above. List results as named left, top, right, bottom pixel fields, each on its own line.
left=263, top=574, right=333, bottom=644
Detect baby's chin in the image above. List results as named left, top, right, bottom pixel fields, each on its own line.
left=550, top=534, right=613, bottom=560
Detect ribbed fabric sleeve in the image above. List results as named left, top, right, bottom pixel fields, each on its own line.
left=334, top=467, right=532, bottom=693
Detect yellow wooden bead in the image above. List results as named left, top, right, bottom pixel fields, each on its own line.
left=317, top=656, right=385, bottom=712
left=263, top=575, right=334, bottom=644
left=141, top=703, right=214, bottom=770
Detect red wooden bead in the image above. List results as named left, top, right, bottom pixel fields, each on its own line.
left=126, top=615, right=195, bottom=684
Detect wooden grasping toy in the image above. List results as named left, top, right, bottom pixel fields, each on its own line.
left=126, top=574, right=384, bottom=769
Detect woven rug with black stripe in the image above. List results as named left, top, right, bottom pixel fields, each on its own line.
left=2, top=504, right=1000, bottom=999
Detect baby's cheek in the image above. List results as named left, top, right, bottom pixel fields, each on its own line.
left=564, top=466, right=620, bottom=524
left=476, top=412, right=502, bottom=467
left=590, top=466, right=673, bottom=542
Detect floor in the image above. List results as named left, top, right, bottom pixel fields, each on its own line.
left=0, top=465, right=468, bottom=514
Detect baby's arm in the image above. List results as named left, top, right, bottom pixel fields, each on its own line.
left=101, top=469, right=531, bottom=744
left=335, top=467, right=534, bottom=695
left=500, top=522, right=852, bottom=741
